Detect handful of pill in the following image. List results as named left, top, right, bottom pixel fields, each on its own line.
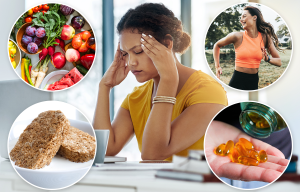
left=213, top=138, right=267, bottom=166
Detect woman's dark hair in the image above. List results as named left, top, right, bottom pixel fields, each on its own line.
left=117, top=3, right=191, bottom=54
left=244, top=6, right=283, bottom=53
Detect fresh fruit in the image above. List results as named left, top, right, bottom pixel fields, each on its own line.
left=33, top=7, right=39, bottom=13
left=51, top=52, right=66, bottom=69
left=47, top=84, right=69, bottom=91
left=76, top=65, right=88, bottom=75
left=25, top=17, right=32, bottom=23
left=48, top=46, right=55, bottom=56
left=60, top=5, right=74, bottom=16
left=43, top=4, right=49, bottom=11
left=28, top=9, right=33, bottom=15
left=39, top=48, right=48, bottom=60
left=33, top=37, right=43, bottom=47
left=25, top=26, right=36, bottom=36
left=80, top=54, right=94, bottom=69
left=54, top=38, right=61, bottom=46
left=87, top=36, right=96, bottom=50
left=27, top=42, right=38, bottom=53
left=72, top=31, right=91, bottom=52
left=38, top=5, right=43, bottom=10
left=61, top=25, right=75, bottom=40
left=22, top=35, right=33, bottom=46
left=71, top=16, right=85, bottom=29
left=42, top=10, right=47, bottom=15
left=65, top=48, right=80, bottom=62
left=59, top=77, right=74, bottom=87
left=9, top=40, right=17, bottom=68
left=63, top=67, right=83, bottom=84
left=35, top=27, right=46, bottom=38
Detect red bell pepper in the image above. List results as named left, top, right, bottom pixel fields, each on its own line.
left=80, top=54, right=94, bottom=69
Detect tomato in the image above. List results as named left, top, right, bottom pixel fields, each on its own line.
left=43, top=4, right=49, bottom=11
left=25, top=17, right=32, bottom=23
left=27, top=9, right=33, bottom=15
left=33, top=7, right=39, bottom=13
left=38, top=5, right=43, bottom=10
left=72, top=31, right=92, bottom=52
left=42, top=10, right=47, bottom=15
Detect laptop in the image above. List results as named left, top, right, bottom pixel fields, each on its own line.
left=104, top=156, right=127, bottom=163
left=0, top=80, right=52, bottom=159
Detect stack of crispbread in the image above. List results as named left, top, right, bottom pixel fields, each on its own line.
left=9, top=110, right=95, bottom=169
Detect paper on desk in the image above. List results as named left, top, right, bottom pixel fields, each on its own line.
left=94, top=162, right=173, bottom=170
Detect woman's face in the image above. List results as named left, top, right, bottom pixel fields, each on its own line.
left=240, top=10, right=256, bottom=30
left=119, top=29, right=159, bottom=83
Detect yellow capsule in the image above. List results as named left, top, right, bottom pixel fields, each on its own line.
left=228, top=147, right=240, bottom=163
left=213, top=143, right=226, bottom=156
left=258, top=150, right=268, bottom=163
left=238, top=156, right=259, bottom=166
left=238, top=138, right=254, bottom=150
left=248, top=149, right=258, bottom=160
left=235, top=143, right=249, bottom=157
left=224, top=140, right=234, bottom=156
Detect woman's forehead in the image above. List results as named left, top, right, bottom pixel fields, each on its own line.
left=119, top=29, right=142, bottom=51
left=242, top=10, right=250, bottom=15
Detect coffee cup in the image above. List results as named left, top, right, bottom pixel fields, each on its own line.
left=93, top=130, right=109, bottom=165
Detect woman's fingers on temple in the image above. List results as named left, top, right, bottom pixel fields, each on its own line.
left=141, top=44, right=155, bottom=57
left=141, top=33, right=161, bottom=50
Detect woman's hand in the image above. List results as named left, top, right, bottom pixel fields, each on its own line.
left=140, top=33, right=179, bottom=82
left=261, top=47, right=269, bottom=62
left=216, top=66, right=222, bottom=79
left=100, top=42, right=130, bottom=88
left=205, top=121, right=289, bottom=183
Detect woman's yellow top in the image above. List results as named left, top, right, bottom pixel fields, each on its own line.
left=121, top=70, right=228, bottom=161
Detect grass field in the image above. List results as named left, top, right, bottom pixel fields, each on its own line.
left=206, top=49, right=291, bottom=89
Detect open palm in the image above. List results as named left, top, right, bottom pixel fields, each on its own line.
left=205, top=121, right=289, bottom=183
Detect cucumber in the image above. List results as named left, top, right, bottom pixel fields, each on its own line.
left=76, top=65, right=88, bottom=76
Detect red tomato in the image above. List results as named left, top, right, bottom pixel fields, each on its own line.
left=42, top=10, right=47, bottom=15
left=72, top=31, right=92, bottom=52
left=25, top=17, right=32, bottom=23
left=43, top=4, right=49, bottom=11
left=38, top=5, right=43, bottom=10
left=33, top=7, right=39, bottom=13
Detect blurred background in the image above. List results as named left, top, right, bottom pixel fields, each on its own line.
left=1, top=0, right=299, bottom=183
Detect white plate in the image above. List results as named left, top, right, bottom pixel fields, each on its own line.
left=40, top=70, right=69, bottom=90
left=8, top=119, right=95, bottom=189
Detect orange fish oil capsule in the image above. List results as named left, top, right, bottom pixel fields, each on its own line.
left=224, top=140, right=234, bottom=156
left=238, top=138, right=254, bottom=149
left=214, top=143, right=226, bottom=156
left=235, top=143, right=249, bottom=157
left=258, top=150, right=268, bottom=163
left=248, top=149, right=259, bottom=160
left=238, top=156, right=259, bottom=166
left=228, top=147, right=240, bottom=163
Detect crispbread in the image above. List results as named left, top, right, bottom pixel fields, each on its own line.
left=57, top=126, right=95, bottom=163
left=9, top=110, right=70, bottom=169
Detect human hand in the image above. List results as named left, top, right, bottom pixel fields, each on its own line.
left=140, top=33, right=179, bottom=82
left=261, top=47, right=269, bottom=62
left=205, top=121, right=289, bottom=183
left=216, top=66, right=222, bottom=79
left=101, top=42, right=130, bottom=88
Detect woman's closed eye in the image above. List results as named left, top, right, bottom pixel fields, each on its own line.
left=135, top=50, right=143, bottom=54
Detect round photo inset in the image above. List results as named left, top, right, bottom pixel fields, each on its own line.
left=8, top=3, right=96, bottom=91
left=204, top=3, right=292, bottom=91
left=204, top=101, right=292, bottom=190
left=7, top=101, right=96, bottom=190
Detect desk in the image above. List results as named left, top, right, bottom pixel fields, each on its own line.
left=1, top=158, right=299, bottom=192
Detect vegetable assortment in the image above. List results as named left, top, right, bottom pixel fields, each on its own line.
left=9, top=3, right=95, bottom=91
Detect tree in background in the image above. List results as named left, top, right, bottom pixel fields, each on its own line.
left=205, top=4, right=247, bottom=49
